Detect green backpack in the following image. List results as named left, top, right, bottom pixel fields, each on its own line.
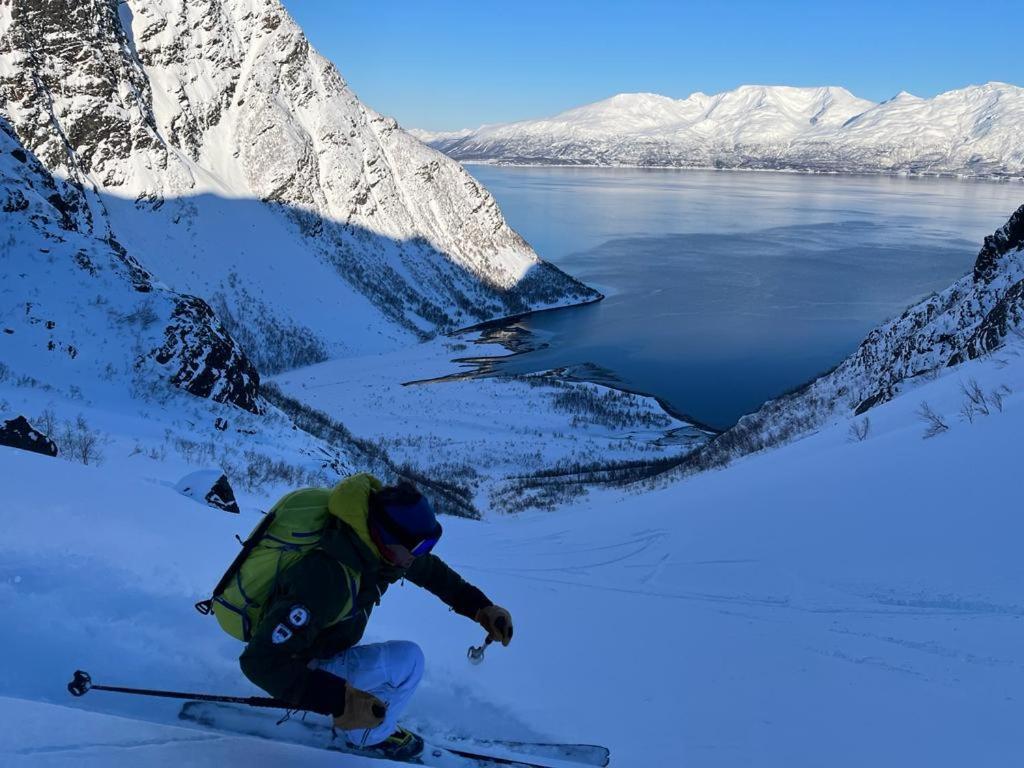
left=195, top=481, right=368, bottom=641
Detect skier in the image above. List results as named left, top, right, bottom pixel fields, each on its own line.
left=237, top=474, right=514, bottom=760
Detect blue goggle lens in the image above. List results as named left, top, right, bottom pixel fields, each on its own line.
left=410, top=536, right=440, bottom=557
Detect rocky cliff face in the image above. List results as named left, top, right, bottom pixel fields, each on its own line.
left=685, top=203, right=1024, bottom=468
left=0, top=0, right=597, bottom=374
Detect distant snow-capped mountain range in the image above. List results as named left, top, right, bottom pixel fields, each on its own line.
left=413, top=83, right=1024, bottom=178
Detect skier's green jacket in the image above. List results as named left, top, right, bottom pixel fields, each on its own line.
left=239, top=474, right=491, bottom=716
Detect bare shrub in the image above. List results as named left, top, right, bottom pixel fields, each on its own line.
left=959, top=400, right=976, bottom=424
left=848, top=417, right=870, bottom=442
left=917, top=402, right=949, bottom=439
left=960, top=379, right=990, bottom=419
left=172, top=436, right=218, bottom=465
left=60, top=415, right=105, bottom=465
left=238, top=451, right=328, bottom=492
left=990, top=384, right=1012, bottom=413
left=118, top=301, right=159, bottom=328
left=35, top=407, right=57, bottom=437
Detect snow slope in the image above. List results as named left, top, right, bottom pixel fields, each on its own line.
left=271, top=335, right=707, bottom=513
left=0, top=0, right=612, bottom=522
left=0, top=0, right=598, bottom=372
left=0, top=697, right=379, bottom=767
left=0, top=114, right=405, bottom=515
left=2, top=337, right=1022, bottom=766
left=423, top=83, right=1024, bottom=178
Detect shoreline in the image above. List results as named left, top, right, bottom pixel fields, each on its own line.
left=422, top=319, right=726, bottom=437
left=451, top=292, right=605, bottom=337
left=458, top=159, right=1024, bottom=183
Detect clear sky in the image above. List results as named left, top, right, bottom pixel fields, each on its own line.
left=280, top=0, right=1023, bottom=131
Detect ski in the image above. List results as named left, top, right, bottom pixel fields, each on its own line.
left=178, top=701, right=609, bottom=768
left=437, top=736, right=608, bottom=768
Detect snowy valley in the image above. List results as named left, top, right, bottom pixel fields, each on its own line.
left=2, top=1, right=1024, bottom=767
left=1, top=0, right=676, bottom=518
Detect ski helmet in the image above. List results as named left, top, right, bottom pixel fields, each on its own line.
left=368, top=481, right=442, bottom=560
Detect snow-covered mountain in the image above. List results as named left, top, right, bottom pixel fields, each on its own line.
left=0, top=0, right=597, bottom=374
left=0, top=0, right=697, bottom=522
left=0, top=117, right=262, bottom=413
left=685, top=202, right=1024, bottom=470
left=422, top=83, right=1024, bottom=178
left=407, top=127, right=475, bottom=145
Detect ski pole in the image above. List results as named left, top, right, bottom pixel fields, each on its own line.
left=467, top=635, right=493, bottom=665
left=67, top=670, right=290, bottom=710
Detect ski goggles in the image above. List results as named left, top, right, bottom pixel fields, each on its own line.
left=371, top=508, right=443, bottom=558
left=408, top=535, right=441, bottom=558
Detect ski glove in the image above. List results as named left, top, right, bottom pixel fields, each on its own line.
left=475, top=604, right=514, bottom=646
left=333, top=685, right=387, bottom=730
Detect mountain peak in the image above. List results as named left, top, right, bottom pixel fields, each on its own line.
left=420, top=81, right=1023, bottom=177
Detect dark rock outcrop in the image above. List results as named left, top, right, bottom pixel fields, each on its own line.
left=174, top=469, right=241, bottom=514
left=0, top=0, right=162, bottom=185
left=152, top=296, right=264, bottom=414
left=974, top=205, right=1024, bottom=282
left=0, top=416, right=58, bottom=457
left=205, top=474, right=240, bottom=514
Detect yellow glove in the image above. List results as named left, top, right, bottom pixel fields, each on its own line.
left=333, top=685, right=387, bottom=730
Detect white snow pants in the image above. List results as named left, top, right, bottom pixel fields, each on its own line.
left=311, top=640, right=425, bottom=747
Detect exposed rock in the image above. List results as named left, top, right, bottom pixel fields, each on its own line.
left=174, top=469, right=240, bottom=514
left=0, top=0, right=164, bottom=190
left=0, top=416, right=58, bottom=457
left=153, top=296, right=263, bottom=415
left=811, top=203, right=1024, bottom=412
left=953, top=281, right=1024, bottom=363
left=974, top=205, right=1024, bottom=282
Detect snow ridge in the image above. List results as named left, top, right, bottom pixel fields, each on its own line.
left=422, top=83, right=1024, bottom=178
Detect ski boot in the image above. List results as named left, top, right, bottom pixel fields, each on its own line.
left=356, top=727, right=424, bottom=761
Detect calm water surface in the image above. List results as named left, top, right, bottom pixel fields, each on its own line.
left=468, top=166, right=1024, bottom=430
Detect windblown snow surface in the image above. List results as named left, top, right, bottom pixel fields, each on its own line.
left=2, top=340, right=1023, bottom=766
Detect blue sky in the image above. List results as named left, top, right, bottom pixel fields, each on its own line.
left=281, top=0, right=1023, bottom=131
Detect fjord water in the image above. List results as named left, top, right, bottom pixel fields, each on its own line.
left=468, top=166, right=1024, bottom=430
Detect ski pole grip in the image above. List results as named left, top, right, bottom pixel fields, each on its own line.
left=68, top=670, right=92, bottom=697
